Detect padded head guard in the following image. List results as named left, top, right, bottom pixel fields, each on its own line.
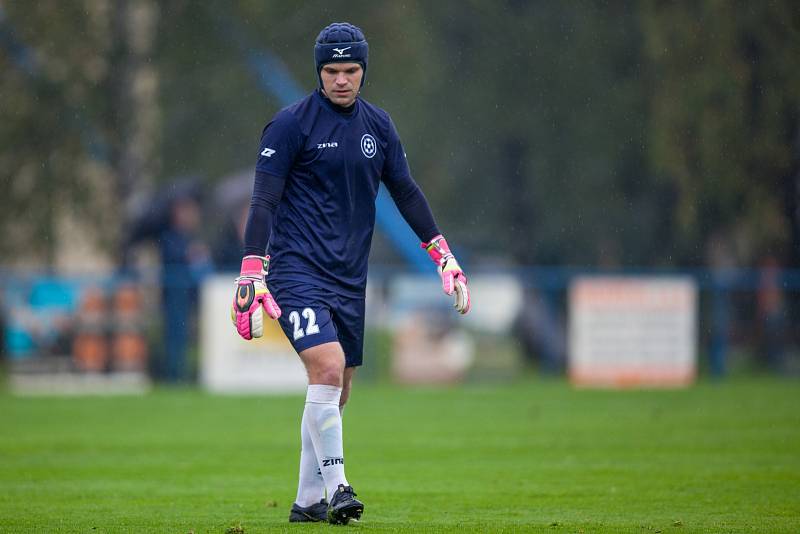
left=314, top=22, right=368, bottom=88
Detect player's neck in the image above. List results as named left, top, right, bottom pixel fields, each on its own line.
left=318, top=89, right=357, bottom=115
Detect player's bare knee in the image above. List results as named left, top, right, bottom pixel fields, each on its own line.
left=301, top=343, right=345, bottom=386
left=317, top=369, right=343, bottom=387
left=309, top=356, right=344, bottom=386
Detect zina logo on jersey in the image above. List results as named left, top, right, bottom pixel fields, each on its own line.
left=360, top=134, right=376, bottom=158
left=261, top=147, right=276, bottom=157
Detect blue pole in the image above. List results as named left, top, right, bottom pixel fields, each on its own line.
left=709, top=273, right=729, bottom=378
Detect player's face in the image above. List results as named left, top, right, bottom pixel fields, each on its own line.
left=320, top=63, right=363, bottom=107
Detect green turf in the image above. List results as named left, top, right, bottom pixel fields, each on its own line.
left=0, top=378, right=798, bottom=533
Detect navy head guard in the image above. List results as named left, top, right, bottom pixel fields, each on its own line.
left=314, top=22, right=368, bottom=88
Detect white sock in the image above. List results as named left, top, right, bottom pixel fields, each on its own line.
left=294, top=408, right=325, bottom=507
left=304, top=384, right=349, bottom=499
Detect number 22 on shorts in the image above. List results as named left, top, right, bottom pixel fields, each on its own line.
left=289, top=308, right=320, bottom=340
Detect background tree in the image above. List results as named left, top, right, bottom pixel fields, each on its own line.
left=641, top=0, right=800, bottom=266
left=2, top=1, right=799, bottom=269
left=0, top=0, right=159, bottom=269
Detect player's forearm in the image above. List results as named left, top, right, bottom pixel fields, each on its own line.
left=387, top=178, right=440, bottom=243
left=242, top=203, right=273, bottom=256
left=242, top=170, right=286, bottom=256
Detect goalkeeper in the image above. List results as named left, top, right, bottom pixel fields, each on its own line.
left=232, top=22, right=471, bottom=525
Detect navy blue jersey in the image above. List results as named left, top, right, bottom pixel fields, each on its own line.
left=255, top=91, right=413, bottom=297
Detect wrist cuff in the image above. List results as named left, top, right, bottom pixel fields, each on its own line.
left=240, top=255, right=269, bottom=276
left=420, top=234, right=444, bottom=251
left=421, top=235, right=452, bottom=265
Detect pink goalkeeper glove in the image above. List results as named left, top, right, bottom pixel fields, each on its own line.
left=421, top=235, right=471, bottom=314
left=231, top=255, right=282, bottom=340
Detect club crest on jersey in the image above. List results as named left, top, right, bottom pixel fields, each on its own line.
left=360, top=133, right=376, bottom=158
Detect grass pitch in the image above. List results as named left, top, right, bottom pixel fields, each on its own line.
left=0, top=378, right=798, bottom=533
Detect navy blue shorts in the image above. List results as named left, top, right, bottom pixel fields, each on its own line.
left=270, top=281, right=365, bottom=367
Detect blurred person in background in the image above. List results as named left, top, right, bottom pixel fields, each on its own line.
left=756, top=254, right=787, bottom=372
left=230, top=22, right=471, bottom=524
left=160, top=193, right=213, bottom=382
left=512, top=286, right=566, bottom=373
left=124, top=181, right=213, bottom=382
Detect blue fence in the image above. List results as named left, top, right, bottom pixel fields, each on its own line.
left=1, top=266, right=798, bottom=380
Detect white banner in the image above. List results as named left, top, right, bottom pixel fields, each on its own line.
left=568, top=276, right=697, bottom=388
left=199, top=275, right=306, bottom=393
